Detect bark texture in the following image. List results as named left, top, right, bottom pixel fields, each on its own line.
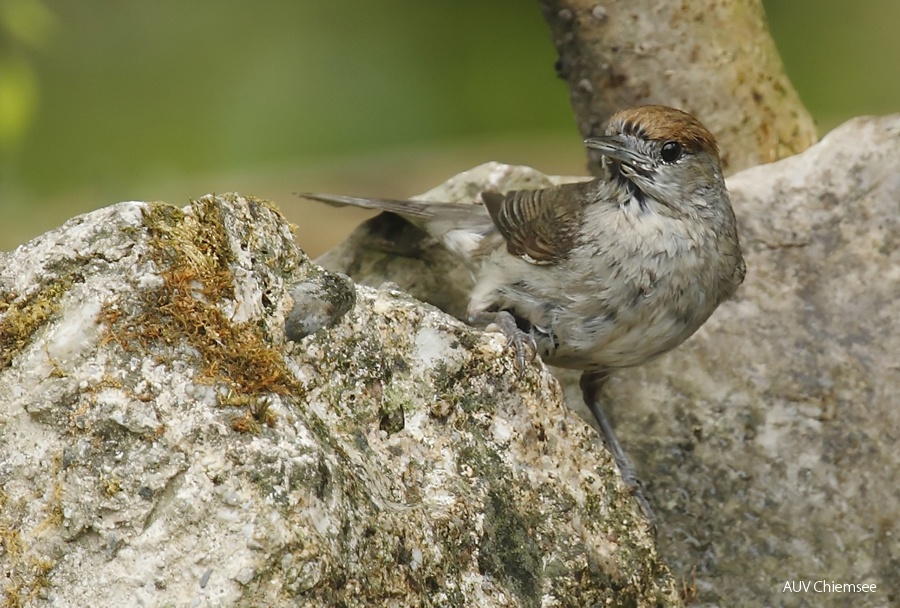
left=540, top=0, right=818, bottom=175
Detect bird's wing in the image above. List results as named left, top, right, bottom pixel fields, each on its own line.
left=481, top=182, right=588, bottom=265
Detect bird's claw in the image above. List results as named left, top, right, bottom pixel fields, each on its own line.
left=485, top=311, right=537, bottom=374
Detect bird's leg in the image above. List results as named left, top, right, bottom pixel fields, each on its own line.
left=469, top=310, right=537, bottom=373
left=580, top=370, right=656, bottom=531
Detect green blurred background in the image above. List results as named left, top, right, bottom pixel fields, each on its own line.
left=1, top=1, right=898, bottom=254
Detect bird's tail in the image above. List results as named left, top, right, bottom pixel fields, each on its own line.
left=298, top=191, right=494, bottom=262
left=298, top=192, right=437, bottom=218
left=298, top=191, right=490, bottom=231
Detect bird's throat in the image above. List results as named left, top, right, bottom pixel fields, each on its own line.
left=611, top=164, right=647, bottom=210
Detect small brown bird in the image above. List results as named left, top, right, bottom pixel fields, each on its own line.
left=301, top=105, right=745, bottom=522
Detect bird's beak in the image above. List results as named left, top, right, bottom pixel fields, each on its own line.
left=584, top=136, right=650, bottom=170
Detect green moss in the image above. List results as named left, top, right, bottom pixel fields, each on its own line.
left=100, top=198, right=304, bottom=432
left=142, top=198, right=235, bottom=283
left=0, top=482, right=59, bottom=608
left=0, top=276, right=74, bottom=370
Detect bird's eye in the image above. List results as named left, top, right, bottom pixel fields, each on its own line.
left=661, top=141, right=683, bottom=163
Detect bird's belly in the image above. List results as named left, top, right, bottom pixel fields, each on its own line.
left=468, top=249, right=720, bottom=371
left=531, top=274, right=717, bottom=371
left=540, top=305, right=701, bottom=370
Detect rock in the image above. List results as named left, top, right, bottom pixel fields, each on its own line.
left=0, top=194, right=681, bottom=606
left=284, top=272, right=356, bottom=342
left=316, top=116, right=900, bottom=607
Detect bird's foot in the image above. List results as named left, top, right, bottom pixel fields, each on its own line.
left=482, top=310, right=537, bottom=374
left=622, top=477, right=657, bottom=537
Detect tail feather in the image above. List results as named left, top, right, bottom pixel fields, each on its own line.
left=297, top=192, right=434, bottom=218
left=298, top=191, right=494, bottom=260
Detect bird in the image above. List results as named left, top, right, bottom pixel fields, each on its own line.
left=299, top=105, right=746, bottom=524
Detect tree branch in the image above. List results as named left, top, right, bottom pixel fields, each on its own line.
left=540, top=0, right=817, bottom=175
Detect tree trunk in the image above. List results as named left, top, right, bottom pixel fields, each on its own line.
left=540, top=0, right=817, bottom=175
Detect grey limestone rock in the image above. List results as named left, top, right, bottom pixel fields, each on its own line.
left=0, top=193, right=680, bottom=606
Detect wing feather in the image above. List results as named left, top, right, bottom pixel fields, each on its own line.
left=481, top=182, right=590, bottom=264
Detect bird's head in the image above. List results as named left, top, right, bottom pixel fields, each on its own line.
left=585, top=105, right=726, bottom=213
